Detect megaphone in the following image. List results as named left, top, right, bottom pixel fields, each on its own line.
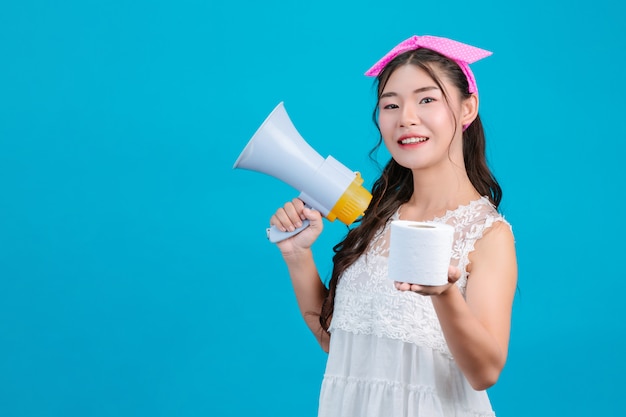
left=233, top=102, right=372, bottom=243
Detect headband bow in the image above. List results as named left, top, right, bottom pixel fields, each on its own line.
left=364, top=35, right=492, bottom=96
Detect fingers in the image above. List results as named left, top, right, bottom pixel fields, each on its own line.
left=394, top=282, right=439, bottom=295
left=395, top=282, right=428, bottom=293
left=394, top=282, right=412, bottom=291
left=270, top=198, right=316, bottom=233
left=394, top=265, right=461, bottom=295
left=270, top=202, right=303, bottom=233
left=394, top=281, right=453, bottom=296
left=290, top=198, right=306, bottom=217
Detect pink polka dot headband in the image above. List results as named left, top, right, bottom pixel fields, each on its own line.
left=365, top=35, right=492, bottom=97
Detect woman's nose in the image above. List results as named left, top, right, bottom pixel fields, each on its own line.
left=400, top=105, right=421, bottom=127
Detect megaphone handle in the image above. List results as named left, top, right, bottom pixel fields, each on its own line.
left=266, top=220, right=311, bottom=243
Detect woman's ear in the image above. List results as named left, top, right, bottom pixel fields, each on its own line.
left=461, top=94, right=479, bottom=127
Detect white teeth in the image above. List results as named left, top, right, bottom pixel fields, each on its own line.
left=400, top=137, right=428, bottom=144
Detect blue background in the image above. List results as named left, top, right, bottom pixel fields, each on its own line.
left=1, top=0, right=624, bottom=416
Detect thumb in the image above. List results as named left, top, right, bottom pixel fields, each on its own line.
left=302, top=207, right=323, bottom=230
left=448, top=265, right=461, bottom=283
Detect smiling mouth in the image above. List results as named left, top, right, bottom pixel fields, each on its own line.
left=399, top=136, right=429, bottom=145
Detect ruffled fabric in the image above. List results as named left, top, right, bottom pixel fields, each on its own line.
left=319, top=331, right=495, bottom=417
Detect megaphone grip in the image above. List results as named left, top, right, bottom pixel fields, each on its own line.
left=266, top=220, right=311, bottom=243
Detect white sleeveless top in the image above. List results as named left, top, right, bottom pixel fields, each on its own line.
left=318, top=197, right=510, bottom=417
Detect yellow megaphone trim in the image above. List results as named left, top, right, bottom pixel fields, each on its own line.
left=326, top=173, right=372, bottom=225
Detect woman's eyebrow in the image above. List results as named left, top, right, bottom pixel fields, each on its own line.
left=380, top=86, right=439, bottom=99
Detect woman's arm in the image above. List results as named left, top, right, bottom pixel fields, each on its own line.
left=271, top=200, right=330, bottom=351
left=282, top=248, right=330, bottom=351
left=431, top=221, right=518, bottom=390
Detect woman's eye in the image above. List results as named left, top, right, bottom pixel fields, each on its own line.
left=420, top=97, right=435, bottom=104
left=383, top=103, right=399, bottom=109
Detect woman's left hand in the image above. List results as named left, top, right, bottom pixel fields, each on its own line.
left=395, top=265, right=461, bottom=296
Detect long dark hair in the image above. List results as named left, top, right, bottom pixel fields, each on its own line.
left=318, top=48, right=502, bottom=332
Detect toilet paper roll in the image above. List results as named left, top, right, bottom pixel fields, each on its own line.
left=388, top=220, right=455, bottom=286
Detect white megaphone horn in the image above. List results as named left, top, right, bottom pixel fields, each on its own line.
left=233, top=102, right=372, bottom=243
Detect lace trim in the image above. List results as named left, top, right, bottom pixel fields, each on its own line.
left=331, top=257, right=453, bottom=358
left=329, top=197, right=509, bottom=357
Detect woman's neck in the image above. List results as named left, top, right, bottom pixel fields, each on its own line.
left=401, top=164, right=480, bottom=221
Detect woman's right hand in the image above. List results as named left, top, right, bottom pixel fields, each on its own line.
left=269, top=198, right=323, bottom=254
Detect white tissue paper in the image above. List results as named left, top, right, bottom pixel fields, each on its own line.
left=388, top=220, right=454, bottom=286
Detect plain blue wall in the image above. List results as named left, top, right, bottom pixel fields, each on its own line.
left=1, top=0, right=624, bottom=416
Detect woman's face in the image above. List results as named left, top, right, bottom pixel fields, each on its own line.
left=377, top=64, right=466, bottom=171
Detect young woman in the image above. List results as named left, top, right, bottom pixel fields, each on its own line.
left=270, top=35, right=518, bottom=417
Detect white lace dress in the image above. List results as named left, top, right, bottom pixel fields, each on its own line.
left=318, top=197, right=510, bottom=417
